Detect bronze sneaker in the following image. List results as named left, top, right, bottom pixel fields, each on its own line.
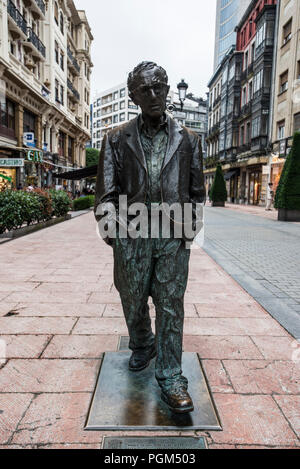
left=161, top=383, right=194, bottom=414
left=128, top=345, right=156, bottom=372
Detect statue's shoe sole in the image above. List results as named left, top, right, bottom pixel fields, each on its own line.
left=161, top=392, right=194, bottom=414
left=128, top=349, right=156, bottom=372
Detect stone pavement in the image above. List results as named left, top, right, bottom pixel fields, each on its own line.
left=204, top=206, right=300, bottom=339
left=0, top=212, right=299, bottom=449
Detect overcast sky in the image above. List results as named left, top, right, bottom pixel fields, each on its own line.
left=73, top=0, right=216, bottom=99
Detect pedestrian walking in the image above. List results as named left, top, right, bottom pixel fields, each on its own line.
left=266, top=182, right=274, bottom=211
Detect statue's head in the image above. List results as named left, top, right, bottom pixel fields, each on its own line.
left=128, top=61, right=170, bottom=118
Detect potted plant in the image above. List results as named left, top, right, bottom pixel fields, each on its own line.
left=275, top=132, right=300, bottom=222
left=210, top=163, right=227, bottom=207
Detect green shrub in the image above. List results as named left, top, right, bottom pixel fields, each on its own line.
left=73, top=195, right=95, bottom=211
left=33, top=189, right=53, bottom=222
left=0, top=190, right=41, bottom=233
left=275, top=132, right=300, bottom=210
left=49, top=190, right=71, bottom=217
left=210, top=163, right=227, bottom=203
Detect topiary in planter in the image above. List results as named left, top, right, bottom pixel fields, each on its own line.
left=275, top=132, right=300, bottom=222
left=210, top=163, right=227, bottom=207
left=49, top=190, right=71, bottom=217
left=73, top=195, right=95, bottom=211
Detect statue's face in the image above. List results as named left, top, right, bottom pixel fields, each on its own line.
left=130, top=67, right=170, bottom=118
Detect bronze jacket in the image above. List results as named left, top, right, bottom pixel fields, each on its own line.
left=94, top=114, right=206, bottom=244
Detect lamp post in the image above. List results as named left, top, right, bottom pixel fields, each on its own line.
left=177, top=79, right=189, bottom=111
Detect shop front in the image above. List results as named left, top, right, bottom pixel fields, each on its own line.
left=0, top=155, right=24, bottom=190
left=248, top=167, right=262, bottom=205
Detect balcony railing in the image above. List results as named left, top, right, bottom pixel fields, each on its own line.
left=7, top=0, right=27, bottom=35
left=34, top=0, right=45, bottom=16
left=240, top=101, right=252, bottom=116
left=27, top=27, right=46, bottom=58
left=67, top=79, right=80, bottom=101
left=67, top=47, right=80, bottom=73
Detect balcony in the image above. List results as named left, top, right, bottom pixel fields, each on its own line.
left=23, top=27, right=46, bottom=59
left=240, top=101, right=252, bottom=117
left=67, top=47, right=80, bottom=75
left=7, top=0, right=27, bottom=39
left=23, top=0, right=45, bottom=19
left=67, top=79, right=80, bottom=102
left=213, top=95, right=221, bottom=108
left=238, top=143, right=251, bottom=154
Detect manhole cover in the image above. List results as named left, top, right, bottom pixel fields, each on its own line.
left=103, top=437, right=207, bottom=449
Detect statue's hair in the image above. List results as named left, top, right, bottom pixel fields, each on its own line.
left=127, top=61, right=168, bottom=95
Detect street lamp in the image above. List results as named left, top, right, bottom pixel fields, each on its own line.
left=177, top=79, right=189, bottom=111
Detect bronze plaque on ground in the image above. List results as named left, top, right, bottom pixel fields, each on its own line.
left=85, top=352, right=222, bottom=431
left=102, top=436, right=207, bottom=449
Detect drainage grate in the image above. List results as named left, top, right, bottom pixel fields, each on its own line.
left=103, top=437, right=207, bottom=449
left=118, top=336, right=130, bottom=351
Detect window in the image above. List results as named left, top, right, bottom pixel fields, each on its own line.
left=60, top=85, right=64, bottom=105
left=23, top=109, right=36, bottom=134
left=251, top=116, right=261, bottom=138
left=113, top=115, right=119, bottom=124
left=114, top=91, right=118, bottom=100
left=254, top=69, right=263, bottom=94
left=60, top=51, right=64, bottom=70
left=249, top=81, right=253, bottom=100
left=55, top=41, right=59, bottom=64
left=120, top=112, right=125, bottom=122
left=0, top=99, right=15, bottom=138
left=240, top=125, right=245, bottom=145
left=279, top=71, right=288, bottom=94
left=68, top=137, right=74, bottom=159
left=60, top=12, right=64, bottom=35
left=297, top=61, right=300, bottom=80
left=55, top=79, right=59, bottom=102
left=113, top=103, right=118, bottom=112
left=294, top=113, right=300, bottom=133
left=283, top=19, right=292, bottom=46
left=58, top=131, right=65, bottom=156
left=256, top=23, right=266, bottom=48
left=120, top=88, right=126, bottom=98
left=120, top=101, right=125, bottom=110
left=128, top=112, right=138, bottom=120
left=128, top=99, right=137, bottom=109
left=54, top=1, right=59, bottom=25
left=278, top=120, right=285, bottom=140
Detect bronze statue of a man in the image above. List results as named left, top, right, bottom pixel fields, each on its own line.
left=94, top=62, right=205, bottom=414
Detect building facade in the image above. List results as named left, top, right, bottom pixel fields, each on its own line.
left=0, top=0, right=93, bottom=193
left=214, top=0, right=252, bottom=70
left=168, top=91, right=208, bottom=157
left=92, top=83, right=139, bottom=149
left=270, top=0, right=300, bottom=194
left=207, top=0, right=278, bottom=205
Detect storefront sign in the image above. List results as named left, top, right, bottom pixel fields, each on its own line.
left=26, top=150, right=43, bottom=163
left=23, top=132, right=35, bottom=147
left=0, top=158, right=24, bottom=167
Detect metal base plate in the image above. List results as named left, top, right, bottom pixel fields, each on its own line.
left=102, top=436, right=207, bottom=449
left=85, top=352, right=222, bottom=431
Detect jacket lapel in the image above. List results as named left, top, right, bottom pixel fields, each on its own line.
left=125, top=117, right=147, bottom=172
left=161, top=115, right=183, bottom=175
left=125, top=114, right=183, bottom=174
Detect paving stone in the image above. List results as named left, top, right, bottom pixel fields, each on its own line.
left=183, top=317, right=286, bottom=336
left=212, top=394, right=299, bottom=446
left=201, top=360, right=233, bottom=393
left=274, top=396, right=300, bottom=438
left=73, top=318, right=128, bottom=335
left=183, top=336, right=263, bottom=359
left=223, top=360, right=300, bottom=394
left=195, top=302, right=266, bottom=318
left=0, top=317, right=76, bottom=335
left=0, top=394, right=33, bottom=444
left=251, top=336, right=297, bottom=360
left=14, top=303, right=105, bottom=317
left=0, top=336, right=51, bottom=359
left=11, top=393, right=101, bottom=445
left=0, top=359, right=99, bottom=393
left=42, top=335, right=119, bottom=358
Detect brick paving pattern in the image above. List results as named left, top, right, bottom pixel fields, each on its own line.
left=204, top=206, right=300, bottom=337
left=0, top=212, right=299, bottom=449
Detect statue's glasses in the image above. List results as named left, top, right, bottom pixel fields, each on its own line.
left=134, top=83, right=169, bottom=97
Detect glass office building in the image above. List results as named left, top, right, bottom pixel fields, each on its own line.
left=214, top=0, right=251, bottom=70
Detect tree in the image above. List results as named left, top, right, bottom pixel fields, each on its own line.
left=86, top=148, right=100, bottom=168
left=275, top=132, right=300, bottom=211
left=210, top=163, right=227, bottom=206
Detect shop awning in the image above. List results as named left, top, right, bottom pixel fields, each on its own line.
left=53, top=165, right=98, bottom=180
left=224, top=169, right=239, bottom=180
